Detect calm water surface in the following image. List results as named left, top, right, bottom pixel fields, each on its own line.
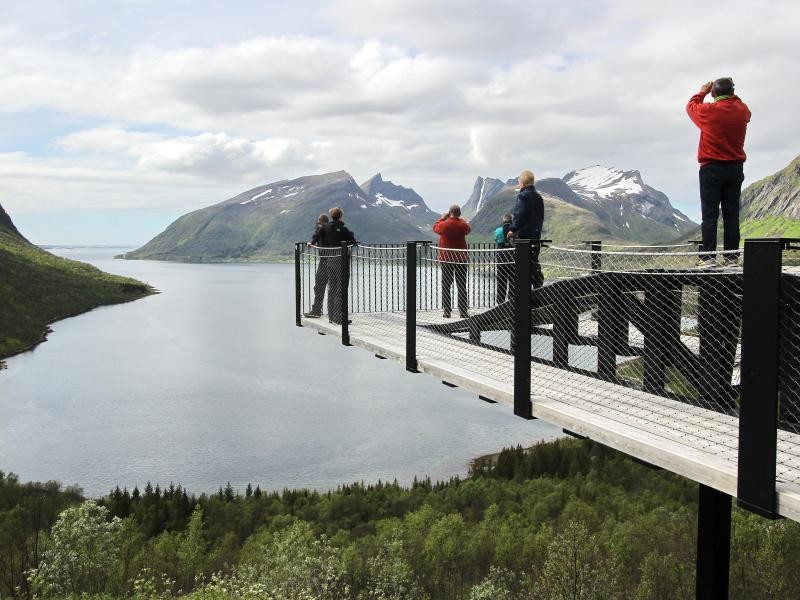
left=0, top=248, right=560, bottom=496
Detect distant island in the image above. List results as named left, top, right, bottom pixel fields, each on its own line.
left=0, top=202, right=155, bottom=359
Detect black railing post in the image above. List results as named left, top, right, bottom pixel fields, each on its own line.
left=340, top=241, right=352, bottom=346
left=295, top=243, right=302, bottom=327
left=642, top=275, right=682, bottom=395
left=406, top=241, right=419, bottom=372
left=696, top=484, right=731, bottom=599
left=737, top=238, right=782, bottom=518
left=513, top=239, right=533, bottom=419
left=584, top=240, right=602, bottom=272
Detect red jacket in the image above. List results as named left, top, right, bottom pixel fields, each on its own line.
left=433, top=216, right=471, bottom=262
left=686, top=93, right=751, bottom=165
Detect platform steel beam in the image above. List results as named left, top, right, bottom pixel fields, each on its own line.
left=696, top=484, right=731, bottom=600
left=738, top=239, right=782, bottom=518
left=406, top=241, right=419, bottom=372
left=513, top=239, right=533, bottom=419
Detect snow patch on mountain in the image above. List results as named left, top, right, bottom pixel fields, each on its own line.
left=564, top=166, right=644, bottom=199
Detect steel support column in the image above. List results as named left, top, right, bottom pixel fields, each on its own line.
left=513, top=239, right=533, bottom=419
left=406, top=241, right=419, bottom=372
left=696, top=484, right=731, bottom=600
left=294, top=243, right=302, bottom=327
left=340, top=241, right=352, bottom=346
left=737, top=239, right=782, bottom=517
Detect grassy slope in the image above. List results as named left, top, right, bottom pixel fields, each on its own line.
left=0, top=227, right=155, bottom=358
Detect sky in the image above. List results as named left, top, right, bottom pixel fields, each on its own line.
left=1, top=0, right=798, bottom=245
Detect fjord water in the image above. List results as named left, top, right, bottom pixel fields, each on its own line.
left=0, top=248, right=559, bottom=497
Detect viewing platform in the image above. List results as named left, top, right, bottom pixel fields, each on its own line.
left=294, top=239, right=800, bottom=525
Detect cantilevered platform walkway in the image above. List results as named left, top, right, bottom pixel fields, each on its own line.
left=301, top=309, right=800, bottom=522
left=295, top=238, right=800, bottom=528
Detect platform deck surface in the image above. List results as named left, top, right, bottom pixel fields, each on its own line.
left=301, top=309, right=800, bottom=522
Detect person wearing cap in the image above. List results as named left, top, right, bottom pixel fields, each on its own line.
left=687, top=77, right=751, bottom=267
left=507, top=169, right=545, bottom=288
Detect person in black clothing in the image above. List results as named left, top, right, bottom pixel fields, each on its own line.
left=305, top=214, right=330, bottom=318
left=323, top=207, right=356, bottom=324
left=507, top=169, right=545, bottom=289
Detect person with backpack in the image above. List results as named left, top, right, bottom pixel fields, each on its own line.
left=304, top=214, right=330, bottom=318
left=324, top=207, right=356, bottom=324
left=494, top=213, right=514, bottom=304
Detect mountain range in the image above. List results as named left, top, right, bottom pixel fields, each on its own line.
left=125, top=166, right=697, bottom=262
left=468, top=166, right=697, bottom=243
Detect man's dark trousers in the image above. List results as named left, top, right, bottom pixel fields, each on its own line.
left=531, top=244, right=544, bottom=289
left=442, top=262, right=468, bottom=316
left=699, top=161, right=744, bottom=257
left=310, top=256, right=331, bottom=315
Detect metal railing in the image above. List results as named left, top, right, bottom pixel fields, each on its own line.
left=295, top=238, right=800, bottom=519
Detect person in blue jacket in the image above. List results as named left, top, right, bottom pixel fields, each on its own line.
left=494, top=213, right=514, bottom=304
left=506, top=169, right=545, bottom=288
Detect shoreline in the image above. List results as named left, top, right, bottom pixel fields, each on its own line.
left=0, top=290, right=157, bottom=362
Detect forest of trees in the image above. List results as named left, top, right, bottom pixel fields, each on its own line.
left=2, top=438, right=800, bottom=599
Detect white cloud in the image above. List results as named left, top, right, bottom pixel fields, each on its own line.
left=0, top=0, right=798, bottom=228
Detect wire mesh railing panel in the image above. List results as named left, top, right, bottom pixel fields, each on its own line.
left=528, top=245, right=745, bottom=457
left=347, top=244, right=408, bottom=351
left=349, top=244, right=407, bottom=314
left=415, top=245, right=516, bottom=387
left=779, top=273, right=800, bottom=436
left=298, top=243, right=343, bottom=321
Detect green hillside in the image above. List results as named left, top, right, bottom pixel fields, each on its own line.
left=672, top=154, right=800, bottom=244
left=0, top=204, right=155, bottom=358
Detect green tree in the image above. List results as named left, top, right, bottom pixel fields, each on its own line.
left=535, top=521, right=620, bottom=600
left=634, top=551, right=693, bottom=600
left=359, top=535, right=427, bottom=600
left=177, top=505, right=207, bottom=591
left=28, top=500, right=121, bottom=597
left=469, top=566, right=520, bottom=600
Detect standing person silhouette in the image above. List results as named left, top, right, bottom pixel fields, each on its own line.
left=687, top=77, right=751, bottom=267
left=324, top=207, right=356, bottom=324
left=433, top=204, right=471, bottom=318
left=304, top=213, right=330, bottom=318
left=507, top=170, right=545, bottom=288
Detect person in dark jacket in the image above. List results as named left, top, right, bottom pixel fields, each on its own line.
left=305, top=214, right=330, bottom=318
left=324, top=207, right=356, bottom=324
left=687, top=77, right=751, bottom=267
left=494, top=213, right=514, bottom=304
left=507, top=170, right=545, bottom=288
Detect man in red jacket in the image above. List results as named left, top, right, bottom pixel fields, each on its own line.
left=686, top=77, right=751, bottom=266
left=433, top=204, right=471, bottom=318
